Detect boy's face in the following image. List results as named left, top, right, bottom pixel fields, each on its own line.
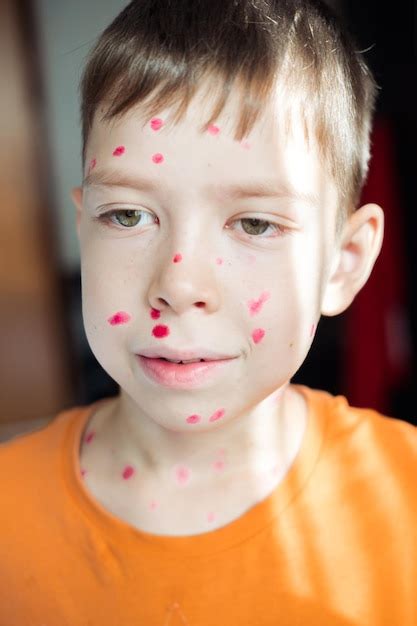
left=73, top=89, right=340, bottom=429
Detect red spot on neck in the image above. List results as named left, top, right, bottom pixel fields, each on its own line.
left=112, top=145, right=125, bottom=156
left=173, top=253, right=182, bottom=263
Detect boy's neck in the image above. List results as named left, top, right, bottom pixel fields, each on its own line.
left=84, top=384, right=307, bottom=486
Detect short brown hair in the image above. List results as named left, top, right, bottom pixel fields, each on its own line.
left=79, top=0, right=378, bottom=236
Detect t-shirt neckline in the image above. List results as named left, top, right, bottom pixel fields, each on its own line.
left=63, top=384, right=328, bottom=558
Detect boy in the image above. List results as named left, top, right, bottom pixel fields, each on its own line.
left=1, top=0, right=416, bottom=624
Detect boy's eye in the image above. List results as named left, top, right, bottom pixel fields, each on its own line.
left=236, top=218, right=272, bottom=236
left=97, top=209, right=157, bottom=228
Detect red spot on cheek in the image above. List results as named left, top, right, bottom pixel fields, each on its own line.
left=85, top=431, right=95, bottom=444
left=152, top=153, right=164, bottom=164
left=209, top=408, right=225, bottom=422
left=215, top=257, right=224, bottom=265
left=112, top=146, right=125, bottom=156
left=150, top=117, right=164, bottom=131
left=122, top=465, right=135, bottom=480
left=152, top=324, right=170, bottom=338
left=248, top=291, right=270, bottom=316
left=310, top=323, right=316, bottom=337
left=108, top=311, right=132, bottom=325
left=186, top=414, right=202, bottom=424
left=207, top=124, right=220, bottom=136
left=150, top=308, right=161, bottom=319
left=173, top=253, right=182, bottom=263
left=252, top=328, right=266, bottom=344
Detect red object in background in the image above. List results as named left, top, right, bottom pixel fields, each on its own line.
left=341, top=116, right=413, bottom=414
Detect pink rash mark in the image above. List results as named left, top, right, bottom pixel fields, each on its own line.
left=150, top=117, right=164, bottom=131
left=108, top=311, right=132, bottom=326
left=112, top=145, right=125, bottom=157
left=173, top=253, right=182, bottom=263
left=207, top=124, right=220, bottom=136
left=241, top=140, right=251, bottom=150
left=213, top=459, right=225, bottom=472
left=252, top=328, right=266, bottom=344
left=149, top=500, right=159, bottom=510
left=174, top=465, right=191, bottom=486
left=152, top=153, right=164, bottom=164
left=122, top=465, right=135, bottom=480
left=88, top=157, right=97, bottom=174
left=215, top=257, right=224, bottom=265
left=152, top=324, right=170, bottom=338
left=85, top=430, right=95, bottom=444
left=150, top=308, right=161, bottom=319
left=310, top=323, right=316, bottom=337
left=207, top=512, right=216, bottom=523
left=186, top=414, right=201, bottom=424
left=81, top=468, right=87, bottom=477
left=209, top=408, right=225, bottom=422
left=248, top=291, right=270, bottom=316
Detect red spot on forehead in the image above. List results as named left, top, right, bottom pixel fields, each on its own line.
left=173, top=253, right=182, bottom=263
left=150, top=117, right=164, bottom=131
left=112, top=145, right=125, bottom=156
left=152, top=153, right=164, bottom=164
left=241, top=140, right=251, bottom=150
left=186, top=414, right=201, bottom=424
left=122, top=465, right=135, bottom=480
left=150, top=308, right=161, bottom=319
left=108, top=311, right=132, bottom=325
left=152, top=324, right=170, bottom=338
left=248, top=291, right=270, bottom=316
left=209, top=408, right=225, bottom=422
left=252, top=328, right=266, bottom=344
left=207, top=124, right=220, bottom=136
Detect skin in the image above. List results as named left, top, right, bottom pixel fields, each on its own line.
left=72, top=87, right=384, bottom=534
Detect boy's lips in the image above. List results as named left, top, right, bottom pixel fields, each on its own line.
left=137, top=347, right=237, bottom=362
left=136, top=354, right=236, bottom=388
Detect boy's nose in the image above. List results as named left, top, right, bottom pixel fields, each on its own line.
left=147, top=252, right=222, bottom=316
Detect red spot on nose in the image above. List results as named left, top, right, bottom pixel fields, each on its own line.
left=173, top=253, right=182, bottom=263
left=122, top=465, right=135, bottom=480
left=150, top=117, right=164, bottom=131
left=209, top=408, right=225, bottom=422
left=152, top=153, right=164, bottom=164
left=108, top=311, right=131, bottom=325
left=207, top=124, right=220, bottom=136
left=152, top=324, right=169, bottom=338
left=252, top=328, right=265, bottom=344
left=112, top=145, right=125, bottom=156
left=150, top=308, right=161, bottom=319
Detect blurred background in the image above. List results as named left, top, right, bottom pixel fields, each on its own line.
left=0, top=0, right=416, bottom=438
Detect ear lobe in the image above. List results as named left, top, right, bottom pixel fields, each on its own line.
left=71, top=187, right=83, bottom=237
left=321, top=203, right=384, bottom=317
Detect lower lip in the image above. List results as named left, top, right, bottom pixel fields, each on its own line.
left=136, top=356, right=235, bottom=389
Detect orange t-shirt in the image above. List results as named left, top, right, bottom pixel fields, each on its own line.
left=0, top=384, right=416, bottom=626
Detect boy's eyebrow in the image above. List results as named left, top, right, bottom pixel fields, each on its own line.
left=83, top=169, right=318, bottom=206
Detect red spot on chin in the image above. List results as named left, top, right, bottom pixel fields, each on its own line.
left=207, top=124, right=220, bottom=136
left=209, top=408, right=225, bottom=422
left=108, top=311, right=132, bottom=325
left=152, top=153, right=164, bottom=164
left=150, top=117, right=164, bottom=131
left=122, top=465, right=135, bottom=480
left=152, top=324, right=170, bottom=338
left=252, top=328, right=265, bottom=344
left=112, top=145, right=125, bottom=156
left=248, top=291, right=270, bottom=316
left=173, top=253, right=183, bottom=263
left=150, top=308, right=161, bottom=319
left=186, top=414, right=201, bottom=424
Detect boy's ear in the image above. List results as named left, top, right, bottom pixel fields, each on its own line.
left=321, top=203, right=384, bottom=317
left=71, top=186, right=83, bottom=238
